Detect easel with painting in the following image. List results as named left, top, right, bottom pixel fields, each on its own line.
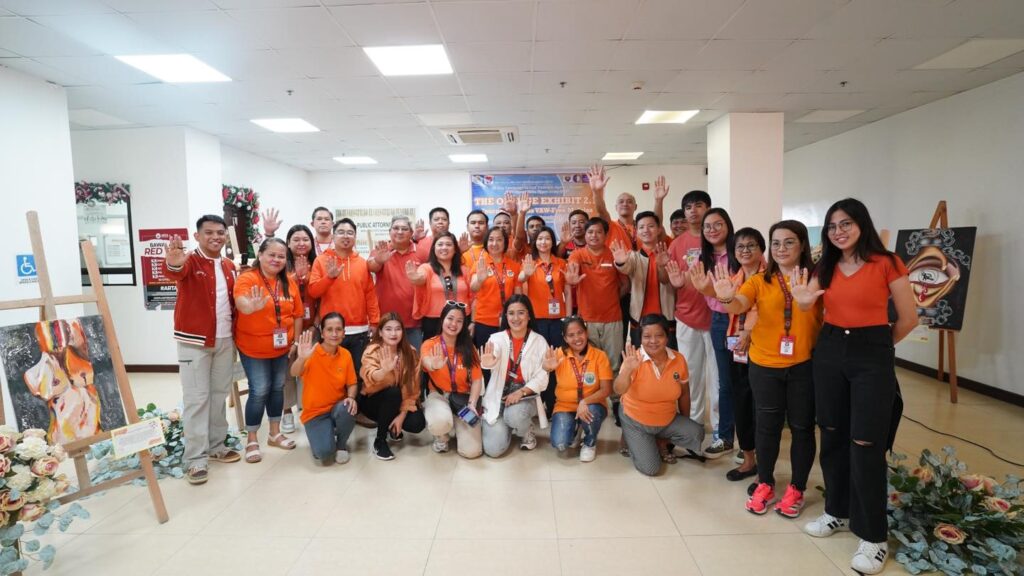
left=224, top=225, right=250, bottom=429
left=0, top=212, right=168, bottom=522
left=926, top=201, right=959, bottom=403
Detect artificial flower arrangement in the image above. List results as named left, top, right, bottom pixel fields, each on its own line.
left=74, top=182, right=130, bottom=205
left=222, top=185, right=261, bottom=257
left=0, top=426, right=89, bottom=575
left=888, top=446, right=1023, bottom=575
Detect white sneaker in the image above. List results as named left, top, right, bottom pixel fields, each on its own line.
left=732, top=451, right=745, bottom=465
left=281, top=413, right=296, bottom=434
left=851, top=540, right=888, bottom=575
left=803, top=513, right=850, bottom=538
left=703, top=438, right=733, bottom=459
left=579, top=445, right=596, bottom=463
left=432, top=437, right=450, bottom=453
left=335, top=450, right=350, bottom=465
left=520, top=426, right=537, bottom=451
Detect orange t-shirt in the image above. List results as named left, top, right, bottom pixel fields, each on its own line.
left=667, top=232, right=711, bottom=330
left=420, top=336, right=482, bottom=394
left=639, top=252, right=662, bottom=317
left=606, top=220, right=636, bottom=250
left=233, top=270, right=303, bottom=359
left=822, top=255, right=908, bottom=328
left=473, top=255, right=522, bottom=327
left=523, top=257, right=567, bottom=320
left=308, top=250, right=381, bottom=329
left=552, top=346, right=613, bottom=414
left=461, top=244, right=486, bottom=269
left=622, top=350, right=690, bottom=427
left=413, top=264, right=474, bottom=320
left=739, top=273, right=823, bottom=368
left=299, top=344, right=357, bottom=424
left=568, top=248, right=622, bottom=323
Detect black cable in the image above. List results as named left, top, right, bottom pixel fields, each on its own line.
left=900, top=413, right=1024, bottom=468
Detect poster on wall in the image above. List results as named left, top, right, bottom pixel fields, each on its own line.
left=0, top=316, right=128, bottom=444
left=470, top=173, right=595, bottom=234
left=335, top=207, right=417, bottom=256
left=894, top=227, right=976, bottom=332
left=139, top=228, right=188, bottom=311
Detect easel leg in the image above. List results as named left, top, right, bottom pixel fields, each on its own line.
left=137, top=450, right=169, bottom=523
left=937, top=330, right=946, bottom=382
left=948, top=331, right=958, bottom=404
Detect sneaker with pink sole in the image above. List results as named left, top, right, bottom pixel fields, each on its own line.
left=745, top=482, right=776, bottom=515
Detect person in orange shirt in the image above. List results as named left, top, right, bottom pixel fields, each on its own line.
left=459, top=210, right=489, bottom=268
left=308, top=218, right=381, bottom=383
left=518, top=226, right=572, bottom=347
left=566, top=217, right=625, bottom=372
left=407, top=232, right=474, bottom=341
left=368, top=215, right=422, bottom=350
left=541, top=317, right=612, bottom=462
left=233, top=238, right=304, bottom=464
left=413, top=207, right=450, bottom=263
left=281, top=224, right=317, bottom=435
left=291, top=313, right=357, bottom=466
left=470, top=227, right=522, bottom=348
left=612, top=211, right=675, bottom=348
left=420, top=302, right=484, bottom=457
left=614, top=315, right=704, bottom=477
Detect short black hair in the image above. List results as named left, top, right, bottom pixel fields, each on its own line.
left=311, top=206, right=333, bottom=221
left=669, top=209, right=686, bottom=222
left=196, top=214, right=226, bottom=230
left=333, top=218, right=357, bottom=232
left=734, top=227, right=766, bottom=252
left=569, top=209, right=589, bottom=221
left=526, top=215, right=546, bottom=227
left=429, top=207, right=450, bottom=220
left=639, top=314, right=671, bottom=337
left=635, top=210, right=660, bottom=227
left=467, top=209, right=489, bottom=224
left=321, top=312, right=346, bottom=330
left=681, top=190, right=711, bottom=209
left=585, top=217, right=609, bottom=233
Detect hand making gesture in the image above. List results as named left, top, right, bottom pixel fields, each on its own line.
left=541, top=346, right=560, bottom=372
left=564, top=261, right=586, bottom=285
left=261, top=208, right=283, bottom=238
left=653, top=175, right=669, bottom=202
left=237, top=285, right=270, bottom=314
left=325, top=256, right=342, bottom=279
left=587, top=164, right=610, bottom=192
left=296, top=329, right=315, bottom=360
left=165, top=235, right=187, bottom=268
left=521, top=254, right=536, bottom=278
left=479, top=341, right=497, bottom=369
left=688, top=261, right=713, bottom=294
left=620, top=343, right=644, bottom=373
left=710, top=262, right=740, bottom=301
left=665, top=259, right=686, bottom=288
left=610, top=239, right=630, bottom=264
left=421, top=343, right=447, bottom=372
left=790, top=267, right=825, bottom=308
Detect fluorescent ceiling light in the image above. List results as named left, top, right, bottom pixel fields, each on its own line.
left=114, top=54, right=230, bottom=83
left=449, top=154, right=487, bottom=163
left=602, top=152, right=644, bottom=160
left=250, top=118, right=320, bottom=133
left=68, top=108, right=132, bottom=127
left=914, top=39, right=1024, bottom=69
left=333, top=156, right=377, bottom=165
left=794, top=110, right=866, bottom=123
left=363, top=45, right=453, bottom=76
left=635, top=110, right=700, bottom=124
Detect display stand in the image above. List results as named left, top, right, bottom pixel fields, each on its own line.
left=224, top=225, right=249, bottom=428
left=927, top=201, right=958, bottom=404
left=0, top=212, right=169, bottom=522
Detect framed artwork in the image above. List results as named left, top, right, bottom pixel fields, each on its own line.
left=894, top=227, right=976, bottom=331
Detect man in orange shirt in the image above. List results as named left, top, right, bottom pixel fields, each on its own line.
left=460, top=210, right=489, bottom=267
left=309, top=218, right=380, bottom=381
left=566, top=217, right=626, bottom=372
left=613, top=211, right=676, bottom=348
left=369, top=215, right=422, bottom=350
left=413, top=207, right=449, bottom=263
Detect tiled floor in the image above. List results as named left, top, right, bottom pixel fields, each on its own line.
left=28, top=368, right=1023, bottom=576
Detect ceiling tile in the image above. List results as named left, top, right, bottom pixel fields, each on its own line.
left=447, top=42, right=532, bottom=73
left=328, top=3, right=441, bottom=45
left=433, top=1, right=534, bottom=42
left=843, top=38, right=966, bottom=73
left=732, top=69, right=826, bottom=93
left=597, top=70, right=679, bottom=93
left=535, top=0, right=641, bottom=41
left=610, top=40, right=705, bottom=71
left=0, top=17, right=102, bottom=57
left=336, top=97, right=409, bottom=115
left=104, top=0, right=218, bottom=11
left=227, top=7, right=354, bottom=49
left=0, top=0, right=111, bottom=16
left=350, top=114, right=423, bottom=129
left=645, top=91, right=726, bottom=109
left=761, top=38, right=876, bottom=72
left=624, top=0, right=745, bottom=40
left=711, top=92, right=788, bottom=111
left=277, top=47, right=379, bottom=78
left=466, top=93, right=531, bottom=112
left=530, top=71, right=604, bottom=93
left=400, top=94, right=469, bottom=114
left=689, top=39, right=794, bottom=71
left=469, top=110, right=532, bottom=125
left=127, top=10, right=270, bottom=52
left=213, top=0, right=320, bottom=7
left=387, top=75, right=464, bottom=97
left=32, top=13, right=175, bottom=54
left=459, top=72, right=533, bottom=95
left=194, top=50, right=302, bottom=82
left=804, top=0, right=957, bottom=40
left=1, top=57, right=87, bottom=85
left=533, top=41, right=617, bottom=71
left=529, top=108, right=585, bottom=124
left=717, top=0, right=849, bottom=40
left=662, top=70, right=754, bottom=93
left=34, top=55, right=157, bottom=85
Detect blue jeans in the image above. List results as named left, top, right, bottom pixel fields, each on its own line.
left=550, top=404, right=606, bottom=451
left=239, top=351, right=289, bottom=432
left=710, top=311, right=734, bottom=443
left=304, top=401, right=356, bottom=464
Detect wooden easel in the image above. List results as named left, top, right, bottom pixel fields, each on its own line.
left=0, top=212, right=169, bottom=523
left=224, top=225, right=249, bottom=429
left=928, top=201, right=958, bottom=404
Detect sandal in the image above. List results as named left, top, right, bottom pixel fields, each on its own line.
left=268, top=433, right=296, bottom=450
left=245, top=442, right=262, bottom=464
left=659, top=447, right=678, bottom=464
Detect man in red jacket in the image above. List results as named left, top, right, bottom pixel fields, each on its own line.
left=164, top=215, right=242, bottom=485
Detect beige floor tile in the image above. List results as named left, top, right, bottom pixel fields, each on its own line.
left=154, top=535, right=309, bottom=576
left=451, top=446, right=551, bottom=482
left=436, top=481, right=557, bottom=539
left=425, top=539, right=561, bottom=576
left=28, top=533, right=192, bottom=576
left=809, top=532, right=911, bottom=576
left=315, top=476, right=450, bottom=539
left=558, top=537, right=702, bottom=576
left=200, top=479, right=347, bottom=537
left=547, top=440, right=641, bottom=481
left=289, top=538, right=433, bottom=576
left=686, top=533, right=845, bottom=576
left=58, top=484, right=148, bottom=534
left=654, top=472, right=804, bottom=535
left=551, top=478, right=679, bottom=538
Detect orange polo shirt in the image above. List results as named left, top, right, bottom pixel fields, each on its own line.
left=622, top=349, right=690, bottom=427
left=308, top=249, right=381, bottom=329
left=473, top=254, right=522, bottom=327
left=739, top=273, right=823, bottom=368
left=568, top=247, right=622, bottom=323
left=233, top=270, right=303, bottom=359
left=373, top=244, right=419, bottom=328
left=606, top=220, right=636, bottom=250
left=420, top=336, right=482, bottom=394
left=461, top=244, right=486, bottom=269
left=822, top=255, right=908, bottom=328
left=299, top=344, right=357, bottom=424
left=639, top=251, right=662, bottom=317
left=523, top=256, right=568, bottom=320
left=552, top=346, right=613, bottom=414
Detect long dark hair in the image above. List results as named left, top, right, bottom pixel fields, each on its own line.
left=256, top=238, right=291, bottom=300
left=531, top=226, right=558, bottom=259
left=438, top=302, right=478, bottom=370
left=764, top=220, right=813, bottom=285
left=285, top=224, right=316, bottom=272
left=815, top=198, right=896, bottom=289
left=700, top=208, right=739, bottom=274
left=369, top=312, right=418, bottom=390
left=499, top=294, right=537, bottom=333
left=428, top=232, right=464, bottom=277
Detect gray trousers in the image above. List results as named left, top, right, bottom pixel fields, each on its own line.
left=482, top=400, right=536, bottom=458
left=620, top=406, right=705, bottom=476
left=588, top=321, right=624, bottom=373
left=178, top=337, right=235, bottom=468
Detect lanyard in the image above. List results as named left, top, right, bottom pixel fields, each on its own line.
left=257, top=271, right=282, bottom=326
left=491, top=260, right=508, bottom=304
left=442, top=273, right=456, bottom=301
left=506, top=330, right=528, bottom=384
left=438, top=337, right=462, bottom=393
left=776, top=272, right=793, bottom=337
left=568, top=351, right=590, bottom=402
left=539, top=261, right=556, bottom=299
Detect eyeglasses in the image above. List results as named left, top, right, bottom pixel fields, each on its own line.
left=445, top=300, right=467, bottom=309
left=770, top=239, right=799, bottom=250
left=826, top=220, right=854, bottom=234
left=391, top=226, right=411, bottom=233
left=560, top=314, right=586, bottom=326
left=735, top=243, right=759, bottom=253
left=334, top=230, right=356, bottom=237
left=703, top=221, right=725, bottom=232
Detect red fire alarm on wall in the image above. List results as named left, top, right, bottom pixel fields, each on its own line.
left=642, top=182, right=650, bottom=191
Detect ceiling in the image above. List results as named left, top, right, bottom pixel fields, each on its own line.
left=2, top=0, right=1023, bottom=171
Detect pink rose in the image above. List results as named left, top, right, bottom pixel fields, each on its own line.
left=911, top=466, right=934, bottom=484
left=0, top=510, right=8, bottom=526
left=960, top=474, right=997, bottom=495
left=22, top=428, right=47, bottom=440
left=30, top=456, right=60, bottom=477
left=934, top=523, right=967, bottom=545
left=0, top=491, right=25, bottom=511
left=51, top=444, right=67, bottom=462
left=983, top=497, right=1012, bottom=514
left=888, top=491, right=903, bottom=508
left=18, top=502, right=45, bottom=522
left=0, top=455, right=9, bottom=476
left=0, top=435, right=16, bottom=454
left=167, top=410, right=180, bottom=422
left=53, top=474, right=70, bottom=496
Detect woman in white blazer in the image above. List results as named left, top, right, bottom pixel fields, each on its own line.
left=480, top=294, right=552, bottom=457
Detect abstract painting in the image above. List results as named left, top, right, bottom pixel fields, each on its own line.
left=894, top=227, right=976, bottom=331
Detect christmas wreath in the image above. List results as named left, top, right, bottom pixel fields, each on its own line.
left=222, top=185, right=261, bottom=257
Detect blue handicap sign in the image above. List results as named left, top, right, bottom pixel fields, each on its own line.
left=17, top=254, right=37, bottom=278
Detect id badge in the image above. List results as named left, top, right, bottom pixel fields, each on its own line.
left=304, top=305, right=311, bottom=320
left=583, top=372, right=597, bottom=386
left=548, top=300, right=561, bottom=315
left=779, top=336, right=795, bottom=357
left=726, top=335, right=739, bottom=351
left=272, top=328, right=288, bottom=349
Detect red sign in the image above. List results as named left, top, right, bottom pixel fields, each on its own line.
left=139, top=228, right=187, bottom=310
left=642, top=182, right=650, bottom=191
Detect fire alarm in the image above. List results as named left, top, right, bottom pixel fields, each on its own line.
left=642, top=182, right=650, bottom=191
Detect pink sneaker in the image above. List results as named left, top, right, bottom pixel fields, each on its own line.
left=774, top=484, right=805, bottom=518
left=745, top=482, right=775, bottom=515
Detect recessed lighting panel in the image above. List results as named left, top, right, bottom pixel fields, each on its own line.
left=602, top=152, right=644, bottom=160
left=635, top=110, right=700, bottom=124
left=364, top=45, right=453, bottom=76
left=449, top=154, right=488, bottom=163
left=794, top=110, right=866, bottom=123
left=250, top=118, right=320, bottom=133
left=114, top=54, right=230, bottom=83
left=333, top=156, right=378, bottom=165
left=915, top=39, right=1024, bottom=70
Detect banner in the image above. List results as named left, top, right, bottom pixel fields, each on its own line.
left=470, top=173, right=595, bottom=235
left=139, top=228, right=188, bottom=311
left=335, top=207, right=418, bottom=256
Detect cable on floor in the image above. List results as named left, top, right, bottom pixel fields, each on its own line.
left=900, top=413, right=1024, bottom=468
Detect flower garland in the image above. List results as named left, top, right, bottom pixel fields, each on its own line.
left=222, top=185, right=261, bottom=257
left=888, top=447, right=1023, bottom=575
left=75, top=182, right=130, bottom=205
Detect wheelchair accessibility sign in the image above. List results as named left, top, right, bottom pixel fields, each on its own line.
left=17, top=254, right=38, bottom=284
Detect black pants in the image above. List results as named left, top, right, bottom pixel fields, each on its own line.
left=731, top=360, right=755, bottom=453
left=534, top=318, right=563, bottom=417
left=343, top=332, right=370, bottom=384
left=813, top=324, right=897, bottom=543
left=749, top=360, right=816, bottom=490
left=357, top=387, right=426, bottom=440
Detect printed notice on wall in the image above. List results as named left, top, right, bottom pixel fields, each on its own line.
left=110, top=418, right=165, bottom=459
left=335, top=207, right=418, bottom=256
left=139, top=228, right=188, bottom=311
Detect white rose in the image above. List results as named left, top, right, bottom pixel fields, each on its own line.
left=26, top=477, right=56, bottom=503
left=7, top=464, right=35, bottom=492
left=0, top=425, right=21, bottom=438
left=14, top=437, right=50, bottom=461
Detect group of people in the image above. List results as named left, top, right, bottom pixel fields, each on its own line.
left=166, top=165, right=916, bottom=575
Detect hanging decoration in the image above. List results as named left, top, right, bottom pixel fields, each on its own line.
left=74, top=182, right=131, bottom=205
left=222, top=185, right=262, bottom=250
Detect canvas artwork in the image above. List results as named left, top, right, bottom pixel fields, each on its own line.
left=0, top=315, right=127, bottom=444
left=894, top=227, right=977, bottom=331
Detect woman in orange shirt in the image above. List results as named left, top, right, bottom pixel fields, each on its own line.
left=613, top=315, right=704, bottom=476
left=407, top=232, right=473, bottom=341
left=420, top=302, right=484, bottom=458
left=470, top=227, right=522, bottom=349
left=359, top=312, right=425, bottom=461
left=233, top=238, right=304, bottom=464
left=282, top=224, right=317, bottom=434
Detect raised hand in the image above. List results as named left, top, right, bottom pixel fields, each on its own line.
left=542, top=346, right=560, bottom=372
left=653, top=242, right=669, bottom=267
left=413, top=218, right=426, bottom=241
left=381, top=345, right=400, bottom=373
left=710, top=262, right=739, bottom=301
left=165, top=235, right=187, bottom=267
left=560, top=220, right=571, bottom=242
left=325, top=256, right=341, bottom=279
left=654, top=175, right=669, bottom=201
left=517, top=191, right=533, bottom=213
left=521, top=254, right=536, bottom=277
left=665, top=259, right=686, bottom=288
left=790, top=267, right=825, bottom=308
left=405, top=259, right=425, bottom=283
left=293, top=257, right=310, bottom=281
left=480, top=342, right=497, bottom=368
left=458, top=232, right=471, bottom=252
left=296, top=329, right=315, bottom=359
left=610, top=239, right=630, bottom=264
left=564, top=261, right=586, bottom=285
left=688, top=261, right=712, bottom=293
left=587, top=164, right=610, bottom=191
left=502, top=191, right=517, bottom=214
left=476, top=253, right=488, bottom=278
left=620, top=343, right=644, bottom=373
left=371, top=240, right=393, bottom=264
left=237, top=285, right=269, bottom=314
left=422, top=344, right=446, bottom=372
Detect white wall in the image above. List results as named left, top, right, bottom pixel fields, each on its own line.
left=220, top=145, right=308, bottom=234
left=784, top=71, right=1024, bottom=395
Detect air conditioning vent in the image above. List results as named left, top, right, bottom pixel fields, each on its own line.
left=440, top=127, right=519, bottom=145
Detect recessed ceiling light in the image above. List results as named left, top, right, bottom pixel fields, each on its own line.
left=114, top=54, right=230, bottom=83
left=250, top=118, right=320, bottom=133
left=635, top=110, right=700, bottom=124
left=449, top=154, right=487, bottom=163
left=333, top=156, right=377, bottom=165
left=363, top=45, right=453, bottom=76
left=914, top=39, right=1024, bottom=70
left=68, top=108, right=132, bottom=127
left=602, top=152, right=644, bottom=160
left=794, top=110, right=866, bottom=123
